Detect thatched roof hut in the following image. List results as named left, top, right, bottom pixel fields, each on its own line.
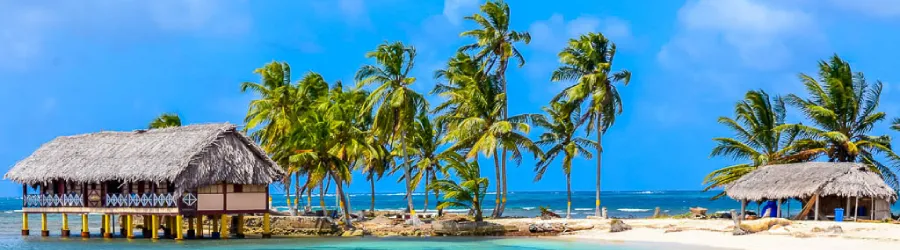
left=4, top=123, right=283, bottom=193
left=725, top=162, right=897, bottom=202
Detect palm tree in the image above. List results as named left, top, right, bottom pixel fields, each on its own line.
left=704, top=90, right=811, bottom=199
left=240, top=61, right=301, bottom=214
left=433, top=52, right=542, bottom=218
left=148, top=113, right=182, bottom=129
left=779, top=54, right=900, bottom=190
left=459, top=0, right=531, bottom=216
left=551, top=32, right=631, bottom=217
left=427, top=152, right=489, bottom=222
left=356, top=41, right=429, bottom=224
left=529, top=101, right=597, bottom=218
left=361, top=135, right=390, bottom=213
left=407, top=113, right=446, bottom=214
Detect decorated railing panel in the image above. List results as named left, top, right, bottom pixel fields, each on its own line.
left=23, top=193, right=181, bottom=208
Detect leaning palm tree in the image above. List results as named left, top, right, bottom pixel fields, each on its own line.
left=779, top=54, right=900, bottom=190
left=356, top=41, right=429, bottom=224
left=551, top=32, right=631, bottom=217
left=529, top=101, right=597, bottom=218
left=148, top=113, right=182, bottom=129
left=704, top=90, right=811, bottom=199
left=459, top=0, right=531, bottom=216
left=428, top=152, right=489, bottom=222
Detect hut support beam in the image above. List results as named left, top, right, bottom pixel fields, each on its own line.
left=845, top=196, right=850, bottom=216
left=81, top=214, right=89, bottom=238
left=61, top=214, right=70, bottom=237
left=41, top=213, right=49, bottom=237
left=175, top=215, right=184, bottom=240
left=125, top=215, right=133, bottom=239
left=854, top=197, right=859, bottom=222
left=262, top=213, right=271, bottom=238
left=776, top=199, right=782, bottom=218
left=187, top=216, right=195, bottom=239
left=21, top=213, right=29, bottom=236
left=220, top=215, right=229, bottom=239
left=103, top=214, right=112, bottom=238
left=871, top=198, right=875, bottom=220
left=197, top=216, right=204, bottom=239
left=211, top=215, right=219, bottom=239
left=739, top=200, right=747, bottom=219
left=814, top=194, right=819, bottom=221
left=151, top=215, right=159, bottom=240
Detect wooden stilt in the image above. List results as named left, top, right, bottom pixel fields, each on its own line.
left=854, top=196, right=859, bottom=221
left=187, top=216, right=195, bottom=239
left=81, top=214, right=90, bottom=238
left=175, top=215, right=184, bottom=240
left=41, top=213, right=49, bottom=237
left=776, top=199, right=782, bottom=218
left=262, top=213, right=271, bottom=238
left=196, top=216, right=204, bottom=239
left=61, top=214, right=70, bottom=237
left=739, top=200, right=747, bottom=219
left=220, top=215, right=229, bottom=239
left=21, top=213, right=29, bottom=236
left=871, top=197, right=875, bottom=220
left=814, top=194, right=820, bottom=221
left=126, top=215, right=134, bottom=239
left=211, top=215, right=220, bottom=239
left=151, top=215, right=159, bottom=240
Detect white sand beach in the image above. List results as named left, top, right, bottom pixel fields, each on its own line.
left=488, top=218, right=900, bottom=250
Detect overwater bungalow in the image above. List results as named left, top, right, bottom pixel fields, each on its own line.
left=3, top=123, right=283, bottom=239
left=726, top=162, right=897, bottom=221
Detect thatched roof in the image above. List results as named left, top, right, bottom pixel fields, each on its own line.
left=725, top=162, right=897, bottom=202
left=4, top=123, right=283, bottom=193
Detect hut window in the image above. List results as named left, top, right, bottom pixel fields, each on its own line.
left=233, top=184, right=243, bottom=193
left=226, top=184, right=234, bottom=193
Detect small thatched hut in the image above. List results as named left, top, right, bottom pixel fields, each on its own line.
left=726, top=162, right=897, bottom=221
left=4, top=123, right=282, bottom=239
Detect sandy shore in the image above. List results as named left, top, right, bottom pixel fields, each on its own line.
left=495, top=218, right=900, bottom=250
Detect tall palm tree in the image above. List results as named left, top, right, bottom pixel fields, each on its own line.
left=529, top=101, right=597, bottom=218
left=459, top=0, right=530, bottom=216
left=356, top=41, right=429, bottom=224
left=704, top=90, right=811, bottom=199
left=148, top=113, right=182, bottom=129
left=433, top=52, right=542, bottom=218
left=551, top=32, right=631, bottom=217
left=428, top=152, right=489, bottom=222
left=779, top=54, right=900, bottom=190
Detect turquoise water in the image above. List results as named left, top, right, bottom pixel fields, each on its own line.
left=1, top=237, right=720, bottom=250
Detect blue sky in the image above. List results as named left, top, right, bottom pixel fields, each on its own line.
left=2, top=0, right=900, bottom=196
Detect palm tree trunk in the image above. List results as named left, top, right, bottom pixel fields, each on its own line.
left=285, top=173, right=295, bottom=216
left=295, top=173, right=301, bottom=213
left=370, top=170, right=376, bottom=213
left=423, top=170, right=429, bottom=213
left=474, top=158, right=483, bottom=222
left=566, top=171, right=572, bottom=219
left=491, top=151, right=501, bottom=218
left=331, top=172, right=353, bottom=228
left=305, top=188, right=312, bottom=213
left=595, top=115, right=603, bottom=218
left=433, top=171, right=442, bottom=216
left=319, top=181, right=328, bottom=217
left=401, top=130, right=420, bottom=224
left=498, top=58, right=510, bottom=218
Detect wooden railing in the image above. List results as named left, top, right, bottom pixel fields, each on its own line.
left=23, top=193, right=183, bottom=208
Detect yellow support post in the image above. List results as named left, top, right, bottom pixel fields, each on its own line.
left=151, top=215, right=159, bottom=240
left=103, top=214, right=112, bottom=238
left=126, top=215, right=133, bottom=239
left=40, top=213, right=48, bottom=237
left=81, top=214, right=90, bottom=238
left=196, top=216, right=203, bottom=239
left=220, top=214, right=229, bottom=239
left=175, top=215, right=184, bottom=240
left=61, top=214, right=70, bottom=237
left=21, top=213, right=29, bottom=236
left=262, top=213, right=271, bottom=238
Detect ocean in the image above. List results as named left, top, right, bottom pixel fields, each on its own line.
left=0, top=191, right=896, bottom=249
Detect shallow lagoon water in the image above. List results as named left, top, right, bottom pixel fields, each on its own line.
left=1, top=236, right=723, bottom=250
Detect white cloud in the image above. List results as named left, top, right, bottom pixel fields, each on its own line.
left=443, top=0, right=479, bottom=25
left=830, top=0, right=900, bottom=18
left=658, top=0, right=817, bottom=71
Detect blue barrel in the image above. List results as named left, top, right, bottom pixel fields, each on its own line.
left=835, top=208, right=844, bottom=222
